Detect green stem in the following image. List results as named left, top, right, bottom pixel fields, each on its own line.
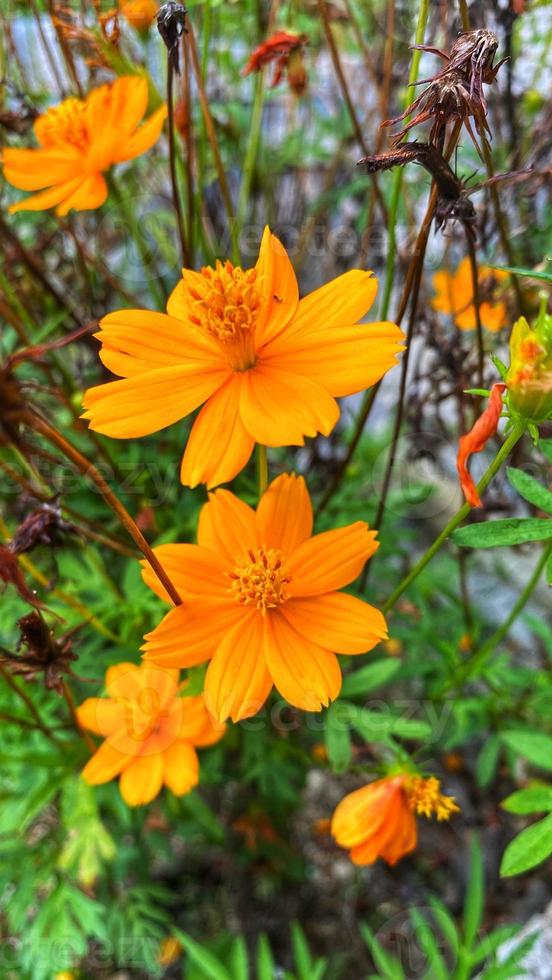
left=378, top=0, right=430, bottom=320
left=382, top=424, right=526, bottom=613
left=257, top=444, right=268, bottom=498
left=107, top=175, right=166, bottom=309
left=237, top=71, right=266, bottom=232
left=453, top=540, right=552, bottom=685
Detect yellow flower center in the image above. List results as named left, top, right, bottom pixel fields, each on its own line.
left=187, top=260, right=261, bottom=371
left=37, top=98, right=89, bottom=149
left=229, top=547, right=290, bottom=614
left=405, top=776, right=460, bottom=821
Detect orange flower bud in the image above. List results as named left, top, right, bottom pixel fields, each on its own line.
left=457, top=383, right=506, bottom=508
left=119, top=0, right=158, bottom=31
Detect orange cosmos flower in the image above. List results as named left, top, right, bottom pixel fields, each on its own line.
left=77, top=662, right=225, bottom=806
left=432, top=257, right=508, bottom=332
left=141, top=473, right=388, bottom=722
left=2, top=76, right=167, bottom=215
left=331, top=773, right=459, bottom=867
left=82, top=227, right=404, bottom=488
left=457, top=382, right=506, bottom=507
left=119, top=0, right=158, bottom=31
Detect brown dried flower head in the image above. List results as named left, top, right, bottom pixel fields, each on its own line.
left=0, top=612, right=78, bottom=694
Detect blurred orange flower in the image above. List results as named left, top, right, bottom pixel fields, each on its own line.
left=331, top=774, right=459, bottom=866
left=432, top=257, right=508, bottom=332
left=243, top=31, right=308, bottom=89
left=77, top=662, right=224, bottom=806
left=141, top=473, right=387, bottom=722
left=119, top=0, right=158, bottom=31
left=3, top=76, right=167, bottom=215
left=82, top=227, right=404, bottom=488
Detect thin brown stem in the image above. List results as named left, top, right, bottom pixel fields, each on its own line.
left=167, top=55, right=190, bottom=267
left=27, top=412, right=183, bottom=606
left=465, top=231, right=485, bottom=391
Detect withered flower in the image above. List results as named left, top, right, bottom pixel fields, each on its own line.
left=10, top=501, right=77, bottom=556
left=0, top=612, right=78, bottom=693
left=157, top=2, right=188, bottom=73
left=243, top=31, right=309, bottom=92
left=0, top=546, right=42, bottom=608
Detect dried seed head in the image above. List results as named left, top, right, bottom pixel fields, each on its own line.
left=10, top=501, right=77, bottom=556
left=157, top=2, right=188, bottom=73
left=0, top=611, right=79, bottom=693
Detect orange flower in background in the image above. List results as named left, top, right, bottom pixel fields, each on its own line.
left=119, top=0, right=158, bottom=31
left=432, top=257, right=508, bottom=333
left=331, top=774, right=459, bottom=866
left=82, top=227, right=404, bottom=488
left=243, top=31, right=308, bottom=90
left=3, top=76, right=167, bottom=215
left=77, top=662, right=224, bottom=806
left=141, top=473, right=388, bottom=722
left=457, top=383, right=506, bottom=507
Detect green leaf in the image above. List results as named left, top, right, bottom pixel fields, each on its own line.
left=180, top=791, right=225, bottom=842
left=500, top=812, right=552, bottom=876
left=178, top=932, right=232, bottom=980
left=547, top=550, right=552, bottom=586
left=507, top=467, right=552, bottom=514
left=341, top=659, right=400, bottom=697
left=501, top=730, right=552, bottom=771
left=454, top=518, right=552, bottom=549
left=463, top=836, right=484, bottom=948
left=501, top=785, right=552, bottom=814
left=229, top=935, right=248, bottom=980
left=490, top=263, right=552, bottom=283
left=360, top=924, right=404, bottom=980
left=256, top=934, right=276, bottom=980
left=540, top=438, right=552, bottom=464
left=291, top=922, right=313, bottom=980
left=476, top=736, right=501, bottom=789
left=325, top=702, right=352, bottom=773
left=409, top=908, right=448, bottom=980
left=349, top=704, right=432, bottom=741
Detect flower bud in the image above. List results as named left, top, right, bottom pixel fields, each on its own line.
left=506, top=303, right=552, bottom=424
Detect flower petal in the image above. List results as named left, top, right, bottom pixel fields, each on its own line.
left=81, top=740, right=129, bottom=785
left=253, top=227, right=299, bottom=347
left=180, top=376, right=255, bottom=489
left=162, top=741, right=199, bottom=796
left=118, top=104, right=168, bottom=162
left=8, top=177, right=85, bottom=214
left=82, top=364, right=227, bottom=438
left=286, top=523, right=379, bottom=596
left=240, top=364, right=339, bottom=446
left=262, top=320, right=405, bottom=397
left=2, top=147, right=84, bottom=189
left=76, top=697, right=125, bottom=736
left=178, top=694, right=226, bottom=746
left=56, top=172, right=108, bottom=215
left=141, top=544, right=227, bottom=602
left=256, top=473, right=312, bottom=553
left=332, top=779, right=400, bottom=848
left=96, top=309, right=225, bottom=377
left=119, top=752, right=164, bottom=805
left=264, top=612, right=341, bottom=711
left=278, top=270, right=379, bottom=343
left=379, top=805, right=417, bottom=866
left=197, top=490, right=258, bottom=564
left=281, top=592, right=387, bottom=654
left=142, top=600, right=244, bottom=668
left=203, top=611, right=271, bottom=722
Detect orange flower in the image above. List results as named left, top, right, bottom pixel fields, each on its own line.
left=141, top=473, right=388, bottom=722
left=119, top=0, right=158, bottom=31
left=243, top=31, right=308, bottom=89
left=82, top=227, right=404, bottom=488
left=432, top=257, right=508, bottom=332
left=457, top=383, right=506, bottom=507
left=77, top=662, right=224, bottom=806
left=2, top=76, right=167, bottom=215
left=331, top=774, right=459, bottom=866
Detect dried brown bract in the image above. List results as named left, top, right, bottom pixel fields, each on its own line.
left=0, top=546, right=43, bottom=609
left=0, top=612, right=78, bottom=694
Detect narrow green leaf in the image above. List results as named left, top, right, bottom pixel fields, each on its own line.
left=500, top=812, right=552, bottom=876
left=350, top=704, right=432, bottom=741
left=290, top=922, right=312, bottom=980
left=463, top=836, right=484, bottom=948
left=540, top=439, right=552, bottom=464
left=177, top=932, right=231, bottom=980
left=501, top=785, right=552, bottom=814
left=360, top=924, right=404, bottom=980
left=547, top=550, right=552, bottom=586
left=229, top=936, right=248, bottom=980
left=476, top=736, right=501, bottom=789
left=490, top=263, right=552, bottom=282
left=453, top=518, right=552, bottom=549
left=507, top=467, right=552, bottom=514
left=501, top=730, right=552, bottom=772
left=409, top=908, right=448, bottom=980
left=341, top=659, right=400, bottom=697
left=256, top=934, right=275, bottom=980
